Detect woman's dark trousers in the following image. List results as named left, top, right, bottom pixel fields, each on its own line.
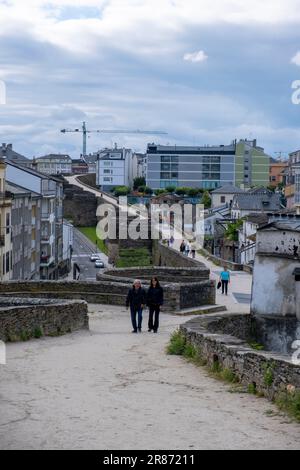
left=148, top=305, right=160, bottom=332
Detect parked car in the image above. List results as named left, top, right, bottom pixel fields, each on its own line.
left=90, top=254, right=101, bottom=262
left=95, top=260, right=105, bottom=269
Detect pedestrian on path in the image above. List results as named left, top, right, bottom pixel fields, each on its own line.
left=147, top=277, right=164, bottom=333
left=185, top=242, right=190, bottom=257
left=180, top=240, right=186, bottom=254
left=219, top=267, right=230, bottom=295
left=126, top=280, right=146, bottom=333
left=191, top=244, right=196, bottom=259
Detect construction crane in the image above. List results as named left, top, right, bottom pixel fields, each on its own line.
left=61, top=121, right=167, bottom=161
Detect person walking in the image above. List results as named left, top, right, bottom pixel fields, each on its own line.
left=219, top=267, right=231, bottom=295
left=126, top=279, right=146, bottom=333
left=185, top=242, right=190, bottom=257
left=191, top=244, right=196, bottom=259
left=147, top=277, right=164, bottom=333
left=180, top=240, right=186, bottom=254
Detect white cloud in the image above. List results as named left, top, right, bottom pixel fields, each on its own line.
left=291, top=51, right=300, bottom=66
left=0, top=0, right=300, bottom=58
left=183, top=50, right=208, bottom=63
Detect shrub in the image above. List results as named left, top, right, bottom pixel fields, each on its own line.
left=166, top=330, right=186, bottom=355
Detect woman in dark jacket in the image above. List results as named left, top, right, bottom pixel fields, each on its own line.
left=147, top=277, right=164, bottom=333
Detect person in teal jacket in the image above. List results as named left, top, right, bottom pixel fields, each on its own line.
left=220, top=267, right=230, bottom=295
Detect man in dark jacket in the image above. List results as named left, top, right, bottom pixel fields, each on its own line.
left=126, top=279, right=146, bottom=333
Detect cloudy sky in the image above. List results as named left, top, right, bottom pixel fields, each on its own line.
left=0, top=0, right=300, bottom=158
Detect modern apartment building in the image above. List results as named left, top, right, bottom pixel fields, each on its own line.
left=0, top=157, right=13, bottom=281
left=235, top=139, right=270, bottom=188
left=35, top=154, right=72, bottom=175
left=96, top=147, right=133, bottom=191
left=146, top=143, right=236, bottom=190
left=146, top=139, right=271, bottom=190
left=6, top=182, right=42, bottom=280
left=6, top=161, right=64, bottom=280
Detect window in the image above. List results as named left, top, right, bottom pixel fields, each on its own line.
left=221, top=196, right=226, bottom=203
left=104, top=170, right=111, bottom=174
left=161, top=163, right=170, bottom=171
left=6, top=213, right=10, bottom=235
left=6, top=252, right=10, bottom=274
left=161, top=156, right=171, bottom=163
left=104, top=177, right=112, bottom=182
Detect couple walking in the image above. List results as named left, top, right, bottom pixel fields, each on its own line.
left=126, top=278, right=164, bottom=334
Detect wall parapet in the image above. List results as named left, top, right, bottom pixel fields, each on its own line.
left=0, top=297, right=88, bottom=342
left=180, top=313, right=300, bottom=401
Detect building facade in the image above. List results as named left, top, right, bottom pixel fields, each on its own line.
left=35, top=154, right=72, bottom=175
left=146, top=143, right=236, bottom=190
left=6, top=161, right=64, bottom=280
left=210, top=184, right=245, bottom=209
left=235, top=139, right=270, bottom=188
left=269, top=159, right=288, bottom=188
left=96, top=147, right=133, bottom=191
left=0, top=157, right=12, bottom=281
left=6, top=182, right=42, bottom=280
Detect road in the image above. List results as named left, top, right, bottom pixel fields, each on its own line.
left=1, top=305, right=299, bottom=450
left=72, top=228, right=109, bottom=281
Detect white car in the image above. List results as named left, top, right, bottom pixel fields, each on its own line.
left=95, top=260, right=105, bottom=269
left=90, top=254, right=101, bottom=262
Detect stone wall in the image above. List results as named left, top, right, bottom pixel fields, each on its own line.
left=181, top=313, right=300, bottom=400
left=0, top=278, right=215, bottom=313
left=152, top=241, right=207, bottom=268
left=98, top=266, right=210, bottom=283
left=0, top=297, right=89, bottom=342
left=63, top=183, right=99, bottom=227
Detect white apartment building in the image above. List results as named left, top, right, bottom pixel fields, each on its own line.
left=96, top=147, right=133, bottom=191
left=35, top=154, right=72, bottom=176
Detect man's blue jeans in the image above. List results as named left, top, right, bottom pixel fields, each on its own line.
left=130, top=306, right=143, bottom=331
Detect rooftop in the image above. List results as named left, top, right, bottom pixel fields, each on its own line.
left=211, top=184, right=245, bottom=195
left=232, top=192, right=282, bottom=212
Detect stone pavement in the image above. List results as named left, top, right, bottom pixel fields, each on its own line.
left=0, top=305, right=299, bottom=450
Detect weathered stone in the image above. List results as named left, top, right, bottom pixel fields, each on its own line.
left=0, top=297, right=89, bottom=342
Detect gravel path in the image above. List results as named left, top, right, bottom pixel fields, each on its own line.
left=0, top=305, right=299, bottom=450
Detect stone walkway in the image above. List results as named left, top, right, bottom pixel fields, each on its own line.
left=0, top=305, right=299, bottom=450
left=172, top=240, right=252, bottom=314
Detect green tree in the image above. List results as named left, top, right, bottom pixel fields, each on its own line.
left=133, top=177, right=146, bottom=190
left=114, top=186, right=131, bottom=197
left=201, top=191, right=212, bottom=209
left=165, top=185, right=176, bottom=193
left=144, top=186, right=153, bottom=195
left=175, top=187, right=189, bottom=196
left=225, top=219, right=243, bottom=242
left=154, top=189, right=168, bottom=196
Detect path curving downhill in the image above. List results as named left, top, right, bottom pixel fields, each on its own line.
left=0, top=305, right=299, bottom=450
